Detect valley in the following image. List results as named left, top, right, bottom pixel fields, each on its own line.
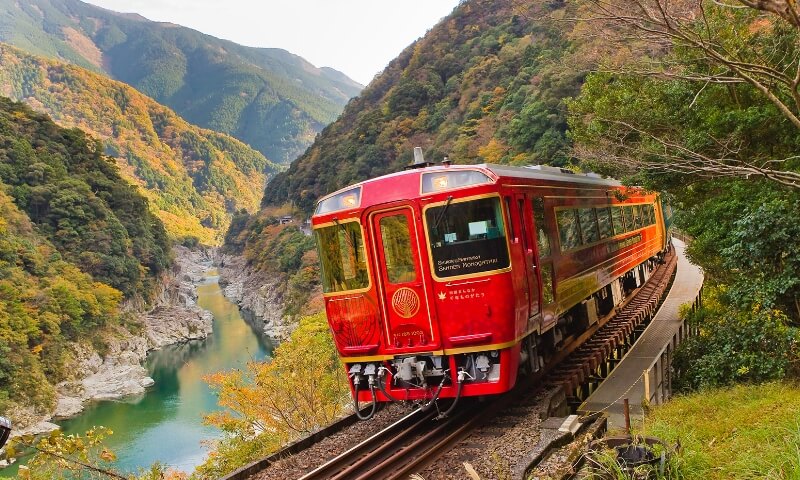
left=0, top=0, right=798, bottom=478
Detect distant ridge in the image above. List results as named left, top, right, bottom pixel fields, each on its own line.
left=0, top=0, right=363, bottom=164
left=0, top=43, right=279, bottom=244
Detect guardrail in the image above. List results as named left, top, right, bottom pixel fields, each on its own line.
left=642, top=290, right=702, bottom=405
left=671, top=229, right=693, bottom=245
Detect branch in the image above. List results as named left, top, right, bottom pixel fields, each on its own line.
left=576, top=119, right=800, bottom=189
left=582, top=0, right=800, bottom=129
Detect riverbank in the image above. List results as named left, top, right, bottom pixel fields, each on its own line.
left=2, top=265, right=276, bottom=476
left=216, top=252, right=294, bottom=339
left=8, top=246, right=216, bottom=437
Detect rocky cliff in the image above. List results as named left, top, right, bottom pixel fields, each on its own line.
left=144, top=247, right=214, bottom=349
left=216, top=252, right=294, bottom=340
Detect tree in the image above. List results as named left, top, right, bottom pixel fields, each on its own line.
left=570, top=0, right=800, bottom=189
left=9, top=427, right=124, bottom=480
left=569, top=0, right=800, bottom=322
left=198, top=313, right=349, bottom=478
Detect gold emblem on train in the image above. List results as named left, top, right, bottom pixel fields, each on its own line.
left=391, top=287, right=421, bottom=318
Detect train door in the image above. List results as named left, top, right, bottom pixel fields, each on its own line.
left=532, top=196, right=557, bottom=329
left=515, top=193, right=540, bottom=322
left=370, top=207, right=439, bottom=351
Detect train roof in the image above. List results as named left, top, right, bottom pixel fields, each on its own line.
left=485, top=164, right=622, bottom=187
left=317, top=163, right=622, bottom=206
left=312, top=163, right=633, bottom=218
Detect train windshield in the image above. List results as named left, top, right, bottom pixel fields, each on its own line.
left=315, top=221, right=370, bottom=293
left=425, top=197, right=510, bottom=278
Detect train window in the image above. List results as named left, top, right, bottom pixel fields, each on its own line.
left=532, top=197, right=550, bottom=258
left=425, top=197, right=510, bottom=278
left=596, top=207, right=613, bottom=239
left=379, top=214, right=418, bottom=284
left=632, top=205, right=644, bottom=229
left=611, top=206, right=625, bottom=235
left=540, top=263, right=555, bottom=305
left=505, top=197, right=518, bottom=241
left=623, top=206, right=634, bottom=232
left=517, top=199, right=530, bottom=251
left=557, top=209, right=581, bottom=251
left=315, top=222, right=370, bottom=293
left=579, top=208, right=600, bottom=245
left=647, top=204, right=656, bottom=225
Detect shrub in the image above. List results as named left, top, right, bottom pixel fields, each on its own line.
left=673, top=287, right=800, bottom=392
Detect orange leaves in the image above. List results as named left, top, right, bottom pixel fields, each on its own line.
left=204, top=313, right=349, bottom=443
left=478, top=138, right=508, bottom=164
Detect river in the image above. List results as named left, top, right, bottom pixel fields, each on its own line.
left=1, top=268, right=274, bottom=476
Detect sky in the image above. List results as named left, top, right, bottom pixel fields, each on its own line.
left=84, top=0, right=462, bottom=85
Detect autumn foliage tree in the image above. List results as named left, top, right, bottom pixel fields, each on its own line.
left=197, top=314, right=349, bottom=478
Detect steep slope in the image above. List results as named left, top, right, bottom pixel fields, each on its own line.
left=0, top=43, right=278, bottom=243
left=0, top=97, right=168, bottom=415
left=0, top=0, right=363, bottom=163
left=262, top=0, right=582, bottom=212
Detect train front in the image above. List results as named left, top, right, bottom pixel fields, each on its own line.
left=312, top=167, right=519, bottom=417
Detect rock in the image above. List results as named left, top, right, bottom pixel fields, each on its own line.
left=144, top=246, right=214, bottom=349
left=140, top=377, right=155, bottom=388
left=54, top=396, right=83, bottom=418
left=216, top=252, right=294, bottom=339
left=11, top=421, right=60, bottom=438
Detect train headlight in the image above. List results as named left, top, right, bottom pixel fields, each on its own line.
left=432, top=175, right=449, bottom=190
left=341, top=194, right=357, bottom=208
left=316, top=187, right=362, bottom=214
left=421, top=170, right=492, bottom=193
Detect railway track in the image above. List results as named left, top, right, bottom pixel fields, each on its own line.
left=240, top=250, right=677, bottom=480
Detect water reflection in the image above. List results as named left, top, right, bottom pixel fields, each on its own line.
left=5, top=269, right=275, bottom=476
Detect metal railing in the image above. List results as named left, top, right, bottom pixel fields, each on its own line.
left=671, top=229, right=693, bottom=245
left=642, top=290, right=702, bottom=405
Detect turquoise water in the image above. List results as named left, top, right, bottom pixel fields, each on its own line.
left=1, top=269, right=273, bottom=476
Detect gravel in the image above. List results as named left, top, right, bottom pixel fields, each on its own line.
left=251, top=403, right=413, bottom=480
left=417, top=388, right=558, bottom=480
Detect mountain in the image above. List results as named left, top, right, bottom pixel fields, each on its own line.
left=0, top=0, right=363, bottom=164
left=0, top=97, right=169, bottom=414
left=262, top=0, right=582, bottom=212
left=0, top=43, right=278, bottom=243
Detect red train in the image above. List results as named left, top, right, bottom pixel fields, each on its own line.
left=312, top=153, right=669, bottom=418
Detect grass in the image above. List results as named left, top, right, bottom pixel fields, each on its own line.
left=635, top=382, right=800, bottom=479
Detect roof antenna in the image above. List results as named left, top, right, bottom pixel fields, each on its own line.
left=405, top=147, right=434, bottom=170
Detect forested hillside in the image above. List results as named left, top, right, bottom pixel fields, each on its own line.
left=0, top=43, right=279, bottom=243
left=263, top=0, right=581, bottom=212
left=0, top=97, right=168, bottom=415
left=255, top=0, right=800, bottom=390
left=0, top=0, right=363, bottom=163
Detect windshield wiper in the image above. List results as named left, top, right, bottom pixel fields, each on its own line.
left=433, top=195, right=454, bottom=231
